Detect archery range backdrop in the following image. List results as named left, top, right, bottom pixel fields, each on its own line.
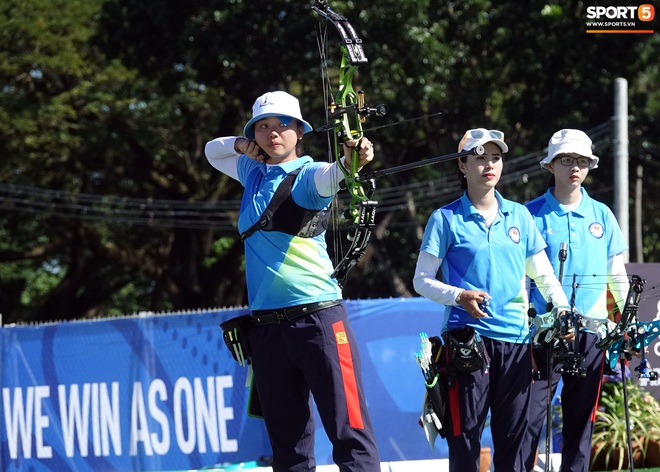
left=1, top=263, right=658, bottom=472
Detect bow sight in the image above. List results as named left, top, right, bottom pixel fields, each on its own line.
left=314, top=92, right=389, bottom=135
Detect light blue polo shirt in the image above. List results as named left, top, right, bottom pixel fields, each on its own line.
left=420, top=190, right=546, bottom=343
left=236, top=155, right=342, bottom=311
left=525, top=188, right=628, bottom=320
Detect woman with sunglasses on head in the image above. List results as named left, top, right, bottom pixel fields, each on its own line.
left=523, top=129, right=629, bottom=472
left=205, top=90, right=381, bottom=472
left=413, top=128, right=569, bottom=472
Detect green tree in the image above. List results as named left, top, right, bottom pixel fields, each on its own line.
left=1, top=0, right=658, bottom=322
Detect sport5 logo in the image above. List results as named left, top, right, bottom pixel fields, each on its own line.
left=586, top=4, right=655, bottom=21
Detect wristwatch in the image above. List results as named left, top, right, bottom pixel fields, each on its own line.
left=455, top=290, right=463, bottom=304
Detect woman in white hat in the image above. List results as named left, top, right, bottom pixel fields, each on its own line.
left=205, top=91, right=381, bottom=472
left=413, top=128, right=569, bottom=472
left=523, top=129, right=630, bottom=472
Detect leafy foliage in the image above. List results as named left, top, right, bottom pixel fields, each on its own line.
left=0, top=0, right=659, bottom=321
left=592, top=380, right=660, bottom=470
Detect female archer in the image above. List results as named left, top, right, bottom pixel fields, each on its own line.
left=523, top=129, right=630, bottom=472
left=413, top=128, right=569, bottom=472
left=205, top=90, right=381, bottom=472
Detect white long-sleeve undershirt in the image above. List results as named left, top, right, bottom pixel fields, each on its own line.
left=204, top=136, right=349, bottom=197
left=413, top=249, right=570, bottom=308
left=412, top=250, right=463, bottom=306
left=608, top=253, right=630, bottom=313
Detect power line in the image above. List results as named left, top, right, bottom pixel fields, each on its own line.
left=0, top=125, right=612, bottom=230
left=0, top=184, right=240, bottom=230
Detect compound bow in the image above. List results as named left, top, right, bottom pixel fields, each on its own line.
left=311, top=1, right=487, bottom=286
left=597, top=275, right=660, bottom=380
left=311, top=0, right=387, bottom=286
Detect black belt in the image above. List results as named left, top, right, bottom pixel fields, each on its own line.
left=251, top=300, right=342, bottom=325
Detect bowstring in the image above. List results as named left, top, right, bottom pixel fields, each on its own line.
left=532, top=273, right=641, bottom=319
left=314, top=15, right=345, bottom=272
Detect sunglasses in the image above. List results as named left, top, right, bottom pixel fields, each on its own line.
left=459, top=129, right=505, bottom=152
left=557, top=156, right=591, bottom=168
left=465, top=129, right=504, bottom=140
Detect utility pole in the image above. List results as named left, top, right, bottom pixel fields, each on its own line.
left=613, top=77, right=629, bottom=262
left=635, top=164, right=644, bottom=262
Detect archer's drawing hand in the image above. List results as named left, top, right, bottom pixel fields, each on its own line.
left=458, top=289, right=491, bottom=319
left=234, top=137, right=268, bottom=162
left=343, top=137, right=374, bottom=170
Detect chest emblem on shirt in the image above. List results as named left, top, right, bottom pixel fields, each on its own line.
left=508, top=227, right=521, bottom=244
left=589, top=222, right=604, bottom=239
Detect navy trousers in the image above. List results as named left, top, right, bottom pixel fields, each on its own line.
left=524, top=332, right=604, bottom=472
left=248, top=303, right=380, bottom=472
left=445, top=337, right=532, bottom=472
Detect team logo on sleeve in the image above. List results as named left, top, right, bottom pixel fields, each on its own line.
left=508, top=227, right=521, bottom=244
left=589, top=222, right=604, bottom=239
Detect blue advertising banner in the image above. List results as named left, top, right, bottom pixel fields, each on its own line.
left=1, top=298, right=458, bottom=471
left=6, top=262, right=658, bottom=472
left=1, top=307, right=270, bottom=472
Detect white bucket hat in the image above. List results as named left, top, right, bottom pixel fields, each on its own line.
left=458, top=128, right=508, bottom=153
left=243, top=91, right=313, bottom=139
left=540, top=129, right=599, bottom=169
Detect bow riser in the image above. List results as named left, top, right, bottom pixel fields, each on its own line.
left=332, top=61, right=368, bottom=220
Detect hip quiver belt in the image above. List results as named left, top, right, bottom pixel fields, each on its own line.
left=442, top=326, right=490, bottom=377
left=220, top=314, right=253, bottom=366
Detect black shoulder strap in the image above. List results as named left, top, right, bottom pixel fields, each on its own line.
left=240, top=168, right=301, bottom=242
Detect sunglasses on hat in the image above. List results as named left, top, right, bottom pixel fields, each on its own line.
left=458, top=129, right=505, bottom=153
left=465, top=129, right=504, bottom=140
